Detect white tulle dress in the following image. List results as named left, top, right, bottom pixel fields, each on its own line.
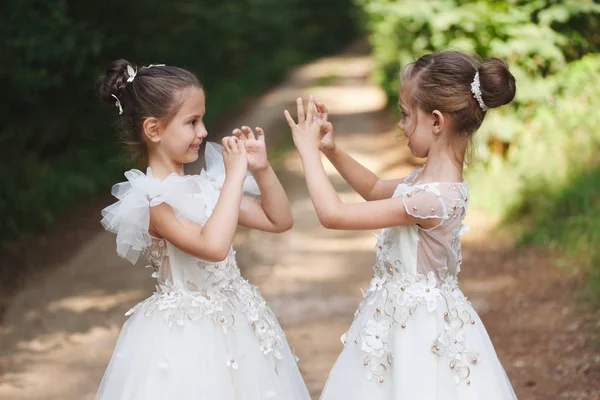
left=320, top=169, right=518, bottom=400
left=97, top=142, right=310, bottom=400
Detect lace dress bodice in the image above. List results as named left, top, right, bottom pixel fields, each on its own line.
left=101, top=143, right=286, bottom=364
left=375, top=168, right=469, bottom=286
left=340, top=169, right=478, bottom=386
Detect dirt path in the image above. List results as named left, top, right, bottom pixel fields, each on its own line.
left=1, top=43, right=599, bottom=400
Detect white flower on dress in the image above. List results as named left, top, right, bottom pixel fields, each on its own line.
left=360, top=319, right=391, bottom=358
left=419, top=272, right=441, bottom=312
left=156, top=282, right=181, bottom=311
left=437, top=325, right=469, bottom=363
left=375, top=234, right=392, bottom=262
left=367, top=274, right=387, bottom=294
left=226, top=357, right=239, bottom=369
left=217, top=313, right=235, bottom=334
left=396, top=284, right=419, bottom=310
left=194, top=289, right=224, bottom=315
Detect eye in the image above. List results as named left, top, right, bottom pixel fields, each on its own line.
left=189, top=119, right=196, bottom=126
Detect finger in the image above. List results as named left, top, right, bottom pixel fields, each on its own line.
left=232, top=129, right=244, bottom=139
left=230, top=136, right=239, bottom=153
left=241, top=126, right=255, bottom=140
left=316, top=99, right=329, bottom=121
left=255, top=126, right=265, bottom=140
left=255, top=127, right=265, bottom=143
left=296, top=97, right=305, bottom=125
left=306, top=95, right=315, bottom=124
left=284, top=110, right=297, bottom=127
left=237, top=138, right=246, bottom=153
left=222, top=137, right=231, bottom=152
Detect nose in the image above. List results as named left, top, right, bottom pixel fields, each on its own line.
left=198, top=124, right=208, bottom=138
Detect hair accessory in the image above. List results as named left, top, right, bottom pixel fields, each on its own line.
left=111, top=94, right=123, bottom=115
left=126, top=65, right=137, bottom=83
left=142, top=64, right=166, bottom=69
left=470, top=72, right=489, bottom=111
left=114, top=64, right=165, bottom=115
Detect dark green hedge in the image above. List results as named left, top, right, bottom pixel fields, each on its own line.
left=0, top=0, right=359, bottom=241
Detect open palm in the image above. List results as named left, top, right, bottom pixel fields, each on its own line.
left=232, top=126, right=268, bottom=172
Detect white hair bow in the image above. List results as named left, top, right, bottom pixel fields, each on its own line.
left=126, top=65, right=137, bottom=83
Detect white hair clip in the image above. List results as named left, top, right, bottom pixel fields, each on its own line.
left=126, top=65, right=137, bottom=83
left=111, top=94, right=123, bottom=115
left=142, top=64, right=166, bottom=69
left=470, top=72, right=489, bottom=111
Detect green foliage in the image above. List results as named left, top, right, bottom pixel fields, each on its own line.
left=0, top=0, right=359, bottom=241
left=517, top=165, right=600, bottom=301
left=468, top=53, right=600, bottom=216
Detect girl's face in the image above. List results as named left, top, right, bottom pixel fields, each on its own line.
left=158, top=86, right=208, bottom=164
left=397, top=83, right=436, bottom=159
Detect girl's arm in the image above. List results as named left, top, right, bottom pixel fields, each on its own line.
left=286, top=97, right=439, bottom=231
left=314, top=100, right=405, bottom=201
left=234, top=126, right=293, bottom=232
left=149, top=137, right=247, bottom=262
left=323, top=146, right=405, bottom=201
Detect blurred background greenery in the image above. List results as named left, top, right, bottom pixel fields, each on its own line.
left=0, top=0, right=359, bottom=242
left=1, top=0, right=599, bottom=304
left=356, top=0, right=600, bottom=305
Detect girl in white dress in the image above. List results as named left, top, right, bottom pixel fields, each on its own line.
left=284, top=51, right=519, bottom=399
left=97, top=59, right=310, bottom=400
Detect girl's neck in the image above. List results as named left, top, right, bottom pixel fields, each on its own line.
left=421, top=141, right=465, bottom=183
left=147, top=152, right=185, bottom=180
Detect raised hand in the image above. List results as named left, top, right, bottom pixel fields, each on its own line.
left=284, top=96, right=323, bottom=155
left=232, top=126, right=268, bottom=173
left=315, top=99, right=335, bottom=152
left=221, top=136, right=247, bottom=180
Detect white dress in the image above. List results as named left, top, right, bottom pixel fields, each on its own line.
left=320, top=169, right=518, bottom=400
left=97, top=143, right=310, bottom=400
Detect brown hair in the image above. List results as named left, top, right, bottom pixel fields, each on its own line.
left=400, top=51, right=516, bottom=138
left=99, top=59, right=202, bottom=163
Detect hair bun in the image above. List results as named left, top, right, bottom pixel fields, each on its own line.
left=99, top=59, right=135, bottom=106
left=478, top=58, right=516, bottom=109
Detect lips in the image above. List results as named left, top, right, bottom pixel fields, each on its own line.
left=190, top=144, right=200, bottom=152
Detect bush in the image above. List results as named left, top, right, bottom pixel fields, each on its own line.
left=0, top=0, right=359, bottom=241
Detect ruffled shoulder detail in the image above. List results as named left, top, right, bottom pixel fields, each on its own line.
left=101, top=169, right=168, bottom=264
left=101, top=142, right=261, bottom=264
left=393, top=180, right=469, bottom=224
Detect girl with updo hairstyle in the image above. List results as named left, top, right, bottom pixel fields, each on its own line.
left=285, top=51, right=518, bottom=399
left=97, top=59, right=311, bottom=400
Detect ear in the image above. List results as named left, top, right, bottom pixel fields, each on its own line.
left=431, top=110, right=445, bottom=135
left=143, top=117, right=161, bottom=144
